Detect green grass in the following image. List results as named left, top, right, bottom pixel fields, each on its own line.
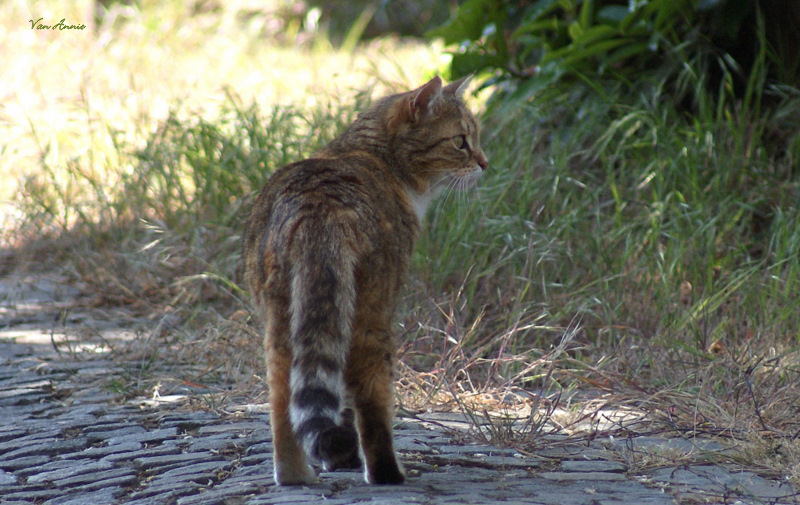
left=4, top=0, right=800, bottom=485
left=407, top=63, right=800, bottom=452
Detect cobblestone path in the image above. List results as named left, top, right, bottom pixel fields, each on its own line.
left=1, top=274, right=797, bottom=504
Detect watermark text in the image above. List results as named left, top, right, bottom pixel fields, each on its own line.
left=29, top=17, right=87, bottom=31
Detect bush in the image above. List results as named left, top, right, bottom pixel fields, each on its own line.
left=429, top=0, right=800, bottom=105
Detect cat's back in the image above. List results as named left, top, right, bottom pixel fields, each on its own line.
left=243, top=152, right=418, bottom=287
left=247, top=152, right=415, bottom=235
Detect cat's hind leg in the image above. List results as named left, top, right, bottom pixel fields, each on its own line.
left=266, top=342, right=317, bottom=485
left=348, top=340, right=405, bottom=485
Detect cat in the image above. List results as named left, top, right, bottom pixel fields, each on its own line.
left=242, top=76, right=488, bottom=485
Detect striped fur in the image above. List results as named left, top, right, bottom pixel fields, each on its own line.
left=243, top=76, right=488, bottom=486
left=287, top=242, right=358, bottom=468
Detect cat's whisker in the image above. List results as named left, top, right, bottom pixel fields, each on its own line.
left=443, top=174, right=463, bottom=205
left=432, top=176, right=456, bottom=218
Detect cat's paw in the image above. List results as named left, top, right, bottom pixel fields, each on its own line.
left=318, top=425, right=361, bottom=471
left=274, top=462, right=317, bottom=486
left=366, top=455, right=405, bottom=485
left=325, top=449, right=363, bottom=471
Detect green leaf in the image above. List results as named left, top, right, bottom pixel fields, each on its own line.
left=450, top=51, right=502, bottom=78
left=511, top=17, right=566, bottom=38
left=427, top=0, right=495, bottom=44
left=619, top=6, right=644, bottom=32
left=568, top=21, right=583, bottom=40
left=578, top=0, right=593, bottom=29
left=597, top=5, right=630, bottom=24
left=573, top=24, right=617, bottom=45
left=569, top=39, right=629, bottom=66
left=521, top=0, right=562, bottom=24
left=545, top=38, right=629, bottom=67
left=603, top=41, right=652, bottom=66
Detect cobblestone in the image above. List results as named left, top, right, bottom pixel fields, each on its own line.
left=27, top=460, right=115, bottom=484
left=649, top=465, right=796, bottom=500
left=133, top=451, right=225, bottom=470
left=100, top=443, right=183, bottom=463
left=560, top=459, right=626, bottom=472
left=538, top=471, right=628, bottom=481
left=0, top=455, right=52, bottom=472
left=42, top=488, right=121, bottom=505
left=61, top=441, right=144, bottom=459
left=105, top=426, right=179, bottom=445
left=0, top=469, right=17, bottom=485
left=1, top=274, right=799, bottom=504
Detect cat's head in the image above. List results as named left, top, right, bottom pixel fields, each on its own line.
left=385, top=76, right=488, bottom=198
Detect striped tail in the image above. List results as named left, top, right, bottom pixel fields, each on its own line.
left=288, top=245, right=361, bottom=470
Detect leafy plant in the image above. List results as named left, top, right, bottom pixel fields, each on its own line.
left=429, top=0, right=800, bottom=104
left=432, top=0, right=689, bottom=88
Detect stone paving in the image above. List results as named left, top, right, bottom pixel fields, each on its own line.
left=1, top=274, right=798, bottom=505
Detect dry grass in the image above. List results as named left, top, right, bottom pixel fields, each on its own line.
left=0, top=0, right=444, bottom=232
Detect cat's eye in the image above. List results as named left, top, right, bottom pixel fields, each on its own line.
left=453, top=135, right=468, bottom=150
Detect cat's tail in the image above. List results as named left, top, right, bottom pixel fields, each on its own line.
left=288, top=240, right=361, bottom=470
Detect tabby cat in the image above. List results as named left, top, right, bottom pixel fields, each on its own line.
left=242, top=76, right=488, bottom=485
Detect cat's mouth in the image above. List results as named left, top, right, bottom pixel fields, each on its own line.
left=433, top=165, right=483, bottom=192
left=456, top=164, right=484, bottom=189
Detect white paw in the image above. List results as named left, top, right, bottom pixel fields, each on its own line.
left=274, top=462, right=317, bottom=486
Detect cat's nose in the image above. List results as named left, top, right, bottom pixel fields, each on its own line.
left=477, top=152, right=488, bottom=171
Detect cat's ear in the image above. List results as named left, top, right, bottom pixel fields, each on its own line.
left=443, top=75, right=473, bottom=98
left=409, top=76, right=443, bottom=122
